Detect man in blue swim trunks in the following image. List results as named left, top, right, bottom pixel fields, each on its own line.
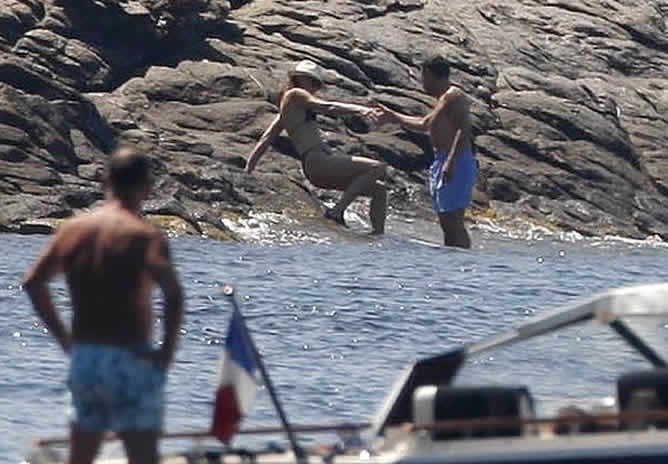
left=378, top=55, right=478, bottom=248
left=23, top=146, right=184, bottom=463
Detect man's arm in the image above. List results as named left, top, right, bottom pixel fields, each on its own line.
left=378, top=88, right=459, bottom=132
left=441, top=90, right=471, bottom=182
left=22, top=228, right=71, bottom=353
left=147, top=231, right=184, bottom=368
left=438, top=128, right=463, bottom=188
left=381, top=107, right=432, bottom=132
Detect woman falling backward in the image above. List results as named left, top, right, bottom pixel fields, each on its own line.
left=244, top=60, right=388, bottom=235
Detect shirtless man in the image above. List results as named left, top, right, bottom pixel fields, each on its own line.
left=245, top=60, right=387, bottom=234
left=23, top=146, right=184, bottom=464
left=378, top=55, right=478, bottom=248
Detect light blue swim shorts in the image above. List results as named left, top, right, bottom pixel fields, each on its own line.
left=67, top=343, right=166, bottom=433
left=429, top=148, right=479, bottom=214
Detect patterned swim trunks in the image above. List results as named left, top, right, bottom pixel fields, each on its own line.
left=67, top=343, right=166, bottom=433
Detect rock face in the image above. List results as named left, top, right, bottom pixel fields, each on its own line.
left=1, top=0, right=667, bottom=240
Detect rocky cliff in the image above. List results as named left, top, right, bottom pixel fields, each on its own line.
left=1, top=0, right=667, bottom=241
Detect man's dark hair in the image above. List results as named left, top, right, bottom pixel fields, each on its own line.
left=106, top=146, right=153, bottom=197
left=422, top=55, right=450, bottom=80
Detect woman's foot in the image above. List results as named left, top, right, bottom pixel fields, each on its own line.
left=324, top=208, right=347, bottom=227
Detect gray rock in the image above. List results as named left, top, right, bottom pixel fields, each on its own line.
left=0, top=0, right=666, bottom=242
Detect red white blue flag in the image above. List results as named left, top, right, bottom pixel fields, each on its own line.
left=211, top=308, right=258, bottom=443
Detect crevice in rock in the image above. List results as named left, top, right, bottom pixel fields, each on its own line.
left=265, top=30, right=374, bottom=87
left=546, top=2, right=668, bottom=55
left=476, top=7, right=500, bottom=26
left=617, top=23, right=668, bottom=55
left=492, top=132, right=568, bottom=171
left=0, top=0, right=45, bottom=47
left=40, top=1, right=241, bottom=94
left=385, top=48, right=415, bottom=69
left=544, top=2, right=596, bottom=18
left=488, top=129, right=630, bottom=186
left=230, top=0, right=253, bottom=10
left=0, top=62, right=77, bottom=100
left=542, top=174, right=632, bottom=222
left=653, top=181, right=668, bottom=198
left=519, top=105, right=640, bottom=170
left=363, top=0, right=424, bottom=19
left=634, top=89, right=660, bottom=115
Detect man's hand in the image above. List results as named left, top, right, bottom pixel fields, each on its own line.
left=59, top=331, right=73, bottom=354
left=443, top=160, right=454, bottom=182
left=436, top=161, right=454, bottom=190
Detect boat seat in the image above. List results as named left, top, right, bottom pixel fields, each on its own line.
left=617, top=369, right=668, bottom=430
left=413, top=385, right=534, bottom=440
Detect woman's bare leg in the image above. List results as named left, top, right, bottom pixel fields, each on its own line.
left=326, top=163, right=386, bottom=219
left=304, top=151, right=387, bottom=233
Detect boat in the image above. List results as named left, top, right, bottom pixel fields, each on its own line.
left=26, top=282, right=668, bottom=463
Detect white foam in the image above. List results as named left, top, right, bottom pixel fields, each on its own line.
left=589, top=234, right=667, bottom=249
left=471, top=218, right=556, bottom=241
left=218, top=207, right=667, bottom=249
left=471, top=216, right=668, bottom=249
left=221, top=211, right=330, bottom=246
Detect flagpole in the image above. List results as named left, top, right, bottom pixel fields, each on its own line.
left=223, top=285, right=307, bottom=464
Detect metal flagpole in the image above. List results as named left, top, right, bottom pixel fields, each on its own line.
left=223, top=284, right=307, bottom=463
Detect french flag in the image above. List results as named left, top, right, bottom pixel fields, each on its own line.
left=211, top=307, right=258, bottom=443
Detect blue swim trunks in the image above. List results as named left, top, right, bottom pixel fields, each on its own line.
left=430, top=148, right=479, bottom=213
left=67, top=343, right=166, bottom=433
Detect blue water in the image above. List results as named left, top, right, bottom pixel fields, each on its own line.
left=2, top=232, right=668, bottom=463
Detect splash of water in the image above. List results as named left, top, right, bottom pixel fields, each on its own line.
left=221, top=211, right=330, bottom=246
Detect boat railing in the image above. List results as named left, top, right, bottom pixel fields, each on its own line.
left=407, top=408, right=668, bottom=436
left=33, top=422, right=373, bottom=449
left=33, top=407, right=668, bottom=451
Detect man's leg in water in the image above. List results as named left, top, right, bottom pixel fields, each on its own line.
left=368, top=180, right=387, bottom=234
left=69, top=424, right=105, bottom=464
left=120, top=430, right=160, bottom=464
left=438, top=210, right=471, bottom=249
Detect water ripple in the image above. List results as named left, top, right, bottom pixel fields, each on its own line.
left=2, top=234, right=668, bottom=461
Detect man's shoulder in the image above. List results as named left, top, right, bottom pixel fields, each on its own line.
left=82, top=206, right=161, bottom=238
left=56, top=209, right=96, bottom=233
left=437, top=86, right=470, bottom=114
left=136, top=220, right=167, bottom=246
left=46, top=211, right=100, bottom=252
left=127, top=217, right=162, bottom=241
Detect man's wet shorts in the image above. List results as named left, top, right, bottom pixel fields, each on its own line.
left=67, top=343, right=166, bottom=432
left=429, top=148, right=479, bottom=213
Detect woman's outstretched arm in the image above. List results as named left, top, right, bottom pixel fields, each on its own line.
left=245, top=113, right=283, bottom=173
left=286, top=88, right=377, bottom=120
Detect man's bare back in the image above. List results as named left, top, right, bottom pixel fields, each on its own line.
left=52, top=203, right=169, bottom=346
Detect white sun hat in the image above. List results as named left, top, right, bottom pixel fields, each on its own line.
left=288, top=60, right=325, bottom=85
